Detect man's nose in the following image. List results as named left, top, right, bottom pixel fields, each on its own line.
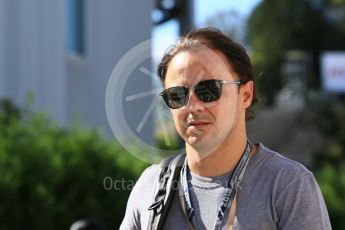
left=186, top=90, right=205, bottom=112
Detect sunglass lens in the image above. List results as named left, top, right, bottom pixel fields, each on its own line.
left=194, top=80, right=221, bottom=102
left=161, top=87, right=188, bottom=109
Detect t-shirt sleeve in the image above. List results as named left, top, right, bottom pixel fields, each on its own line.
left=275, top=171, right=332, bottom=230
left=119, top=165, right=158, bottom=230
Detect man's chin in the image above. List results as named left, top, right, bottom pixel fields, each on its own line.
left=186, top=134, right=203, bottom=146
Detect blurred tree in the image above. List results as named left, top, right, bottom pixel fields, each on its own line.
left=0, top=99, right=149, bottom=229
left=0, top=98, right=20, bottom=124
left=305, top=95, right=345, bottom=229
left=247, top=0, right=345, bottom=105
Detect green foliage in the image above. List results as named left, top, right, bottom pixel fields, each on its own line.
left=316, top=164, right=345, bottom=229
left=307, top=95, right=345, bottom=229
left=0, top=99, right=148, bottom=229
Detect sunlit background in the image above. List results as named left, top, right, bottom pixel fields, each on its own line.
left=1, top=0, right=345, bottom=229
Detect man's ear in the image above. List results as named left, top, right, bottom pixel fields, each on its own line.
left=240, top=81, right=254, bottom=109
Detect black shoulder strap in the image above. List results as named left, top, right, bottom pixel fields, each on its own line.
left=147, top=153, right=186, bottom=230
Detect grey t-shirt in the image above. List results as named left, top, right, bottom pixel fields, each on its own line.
left=120, top=143, right=332, bottom=229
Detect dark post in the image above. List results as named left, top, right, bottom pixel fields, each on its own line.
left=176, top=0, right=194, bottom=35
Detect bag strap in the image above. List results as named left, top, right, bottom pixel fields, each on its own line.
left=147, top=153, right=186, bottom=230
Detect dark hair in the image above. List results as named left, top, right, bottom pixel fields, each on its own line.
left=157, top=27, right=258, bottom=120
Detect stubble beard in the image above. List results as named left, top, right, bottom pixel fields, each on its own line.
left=184, top=122, right=233, bottom=160
left=183, top=108, right=240, bottom=160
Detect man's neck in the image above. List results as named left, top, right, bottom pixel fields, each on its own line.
left=186, top=136, right=249, bottom=177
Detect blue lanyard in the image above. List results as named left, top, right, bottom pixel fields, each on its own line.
left=180, top=141, right=252, bottom=230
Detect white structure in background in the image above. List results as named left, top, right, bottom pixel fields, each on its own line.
left=277, top=50, right=311, bottom=109
left=321, top=52, right=345, bottom=93
left=0, top=0, right=153, bottom=142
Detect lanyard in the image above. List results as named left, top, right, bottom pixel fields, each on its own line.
left=179, top=141, right=252, bottom=230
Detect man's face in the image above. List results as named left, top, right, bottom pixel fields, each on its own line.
left=164, top=49, right=252, bottom=158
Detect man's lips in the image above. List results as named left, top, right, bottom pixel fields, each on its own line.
left=187, top=120, right=210, bottom=127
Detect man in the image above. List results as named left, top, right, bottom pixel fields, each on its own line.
left=120, top=27, right=331, bottom=229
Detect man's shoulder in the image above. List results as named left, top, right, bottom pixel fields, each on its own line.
left=123, top=164, right=161, bottom=213
left=136, top=164, right=161, bottom=188
left=257, top=143, right=309, bottom=172
left=240, top=146, right=331, bottom=229
left=120, top=161, right=169, bottom=230
left=246, top=143, right=320, bottom=204
left=251, top=143, right=314, bottom=184
left=135, top=153, right=184, bottom=190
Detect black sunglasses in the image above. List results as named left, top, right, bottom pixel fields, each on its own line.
left=160, top=79, right=243, bottom=109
